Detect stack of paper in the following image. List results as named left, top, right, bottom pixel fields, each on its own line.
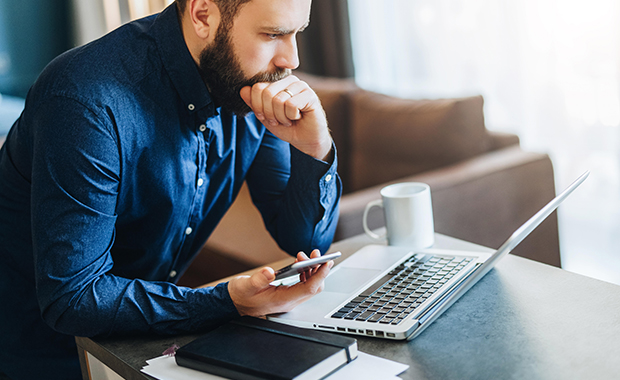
left=141, top=351, right=409, bottom=380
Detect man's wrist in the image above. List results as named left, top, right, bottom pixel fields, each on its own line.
left=301, top=136, right=333, bottom=162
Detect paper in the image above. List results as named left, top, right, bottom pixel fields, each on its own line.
left=141, top=355, right=227, bottom=380
left=326, top=352, right=409, bottom=380
left=141, top=351, right=409, bottom=380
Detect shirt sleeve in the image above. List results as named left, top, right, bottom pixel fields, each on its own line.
left=30, top=95, right=238, bottom=338
left=245, top=129, right=342, bottom=256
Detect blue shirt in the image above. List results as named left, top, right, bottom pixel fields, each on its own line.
left=0, top=5, right=340, bottom=379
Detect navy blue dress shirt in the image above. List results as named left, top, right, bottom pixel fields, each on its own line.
left=0, top=4, right=340, bottom=379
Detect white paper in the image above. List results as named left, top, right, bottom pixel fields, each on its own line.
left=325, top=352, right=409, bottom=380
left=141, top=355, right=227, bottom=380
left=141, top=351, right=409, bottom=380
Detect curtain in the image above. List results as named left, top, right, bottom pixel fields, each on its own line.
left=298, top=0, right=355, bottom=78
left=348, top=0, right=620, bottom=284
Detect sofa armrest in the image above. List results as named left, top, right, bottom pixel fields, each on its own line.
left=488, top=130, right=520, bottom=150
left=203, top=183, right=290, bottom=267
left=336, top=146, right=560, bottom=267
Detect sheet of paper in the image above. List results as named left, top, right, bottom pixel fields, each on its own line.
left=326, top=352, right=409, bottom=380
left=141, top=355, right=227, bottom=380
left=141, top=351, right=409, bottom=380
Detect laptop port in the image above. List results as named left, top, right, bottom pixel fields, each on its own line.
left=337, top=327, right=346, bottom=332
left=366, top=330, right=373, bottom=335
left=375, top=331, right=385, bottom=337
left=318, top=325, right=335, bottom=330
left=348, top=328, right=356, bottom=333
left=386, top=333, right=396, bottom=338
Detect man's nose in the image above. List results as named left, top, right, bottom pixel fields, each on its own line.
left=274, top=37, right=300, bottom=70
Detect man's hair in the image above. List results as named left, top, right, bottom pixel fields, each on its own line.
left=175, top=0, right=252, bottom=29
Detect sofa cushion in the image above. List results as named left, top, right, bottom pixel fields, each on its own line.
left=349, top=92, right=491, bottom=191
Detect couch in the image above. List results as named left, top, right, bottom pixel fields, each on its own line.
left=179, top=73, right=560, bottom=286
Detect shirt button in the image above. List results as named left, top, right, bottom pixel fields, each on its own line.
left=198, top=124, right=207, bottom=132
left=169, top=270, right=177, bottom=278
left=325, top=174, right=333, bottom=182
left=188, top=104, right=195, bottom=111
left=197, top=178, right=204, bottom=187
left=185, top=227, right=193, bottom=235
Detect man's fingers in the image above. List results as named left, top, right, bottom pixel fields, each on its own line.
left=272, top=81, right=307, bottom=124
left=252, top=76, right=296, bottom=120
left=250, top=82, right=270, bottom=120
left=296, top=251, right=309, bottom=262
left=239, top=86, right=252, bottom=108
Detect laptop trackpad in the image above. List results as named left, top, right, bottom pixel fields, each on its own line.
left=324, top=267, right=381, bottom=294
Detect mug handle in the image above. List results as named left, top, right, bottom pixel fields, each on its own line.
left=363, top=199, right=386, bottom=241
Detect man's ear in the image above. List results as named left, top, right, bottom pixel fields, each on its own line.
left=187, top=0, right=220, bottom=40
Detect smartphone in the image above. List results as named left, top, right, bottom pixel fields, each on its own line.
left=273, top=251, right=342, bottom=280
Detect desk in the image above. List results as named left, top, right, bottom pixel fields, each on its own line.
left=76, top=233, right=620, bottom=380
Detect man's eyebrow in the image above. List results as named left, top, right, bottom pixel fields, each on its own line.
left=261, top=20, right=310, bottom=35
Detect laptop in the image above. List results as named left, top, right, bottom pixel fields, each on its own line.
left=268, top=171, right=589, bottom=340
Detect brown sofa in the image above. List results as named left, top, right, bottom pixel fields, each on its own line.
left=0, top=74, right=560, bottom=287
left=184, top=73, right=560, bottom=285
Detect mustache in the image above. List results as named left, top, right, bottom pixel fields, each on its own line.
left=238, top=68, right=292, bottom=90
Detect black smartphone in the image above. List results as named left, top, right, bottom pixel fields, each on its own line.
left=273, top=251, right=342, bottom=280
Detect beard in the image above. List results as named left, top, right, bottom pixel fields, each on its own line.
left=198, top=28, right=291, bottom=116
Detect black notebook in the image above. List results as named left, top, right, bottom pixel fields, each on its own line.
left=175, top=316, right=358, bottom=380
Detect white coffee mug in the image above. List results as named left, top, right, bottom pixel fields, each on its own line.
left=362, top=182, right=434, bottom=249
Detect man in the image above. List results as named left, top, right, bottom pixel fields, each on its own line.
left=0, top=0, right=341, bottom=378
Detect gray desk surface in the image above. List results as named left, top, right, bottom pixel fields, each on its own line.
left=76, top=233, right=620, bottom=380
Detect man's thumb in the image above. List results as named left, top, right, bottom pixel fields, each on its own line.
left=250, top=267, right=275, bottom=289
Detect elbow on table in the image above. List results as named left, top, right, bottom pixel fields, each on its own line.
left=39, top=291, right=109, bottom=337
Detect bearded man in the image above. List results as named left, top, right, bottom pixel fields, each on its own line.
left=0, top=0, right=341, bottom=378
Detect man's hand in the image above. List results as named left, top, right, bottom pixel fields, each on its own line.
left=227, top=249, right=334, bottom=317
left=239, top=76, right=333, bottom=161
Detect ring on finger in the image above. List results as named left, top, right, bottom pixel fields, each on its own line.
left=282, top=88, right=294, bottom=98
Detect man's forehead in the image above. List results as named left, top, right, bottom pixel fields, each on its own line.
left=237, top=0, right=312, bottom=31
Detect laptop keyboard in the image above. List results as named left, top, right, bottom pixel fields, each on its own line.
left=330, top=254, right=473, bottom=325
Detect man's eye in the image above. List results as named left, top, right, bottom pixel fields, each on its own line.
left=266, top=34, right=279, bottom=39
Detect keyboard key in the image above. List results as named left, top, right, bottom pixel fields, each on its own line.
left=356, top=311, right=375, bottom=321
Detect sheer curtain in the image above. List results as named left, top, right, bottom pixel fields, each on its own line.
left=72, top=0, right=174, bottom=46
left=349, top=0, right=620, bottom=284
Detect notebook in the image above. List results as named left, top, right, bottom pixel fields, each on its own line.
left=268, top=171, right=589, bottom=340
left=176, top=316, right=358, bottom=380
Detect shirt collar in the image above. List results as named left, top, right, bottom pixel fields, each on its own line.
left=151, top=4, right=213, bottom=113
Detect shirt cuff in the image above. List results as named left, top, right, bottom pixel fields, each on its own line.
left=289, top=141, right=338, bottom=185
left=187, top=282, right=240, bottom=331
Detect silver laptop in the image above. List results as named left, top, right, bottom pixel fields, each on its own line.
left=268, top=171, right=589, bottom=340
